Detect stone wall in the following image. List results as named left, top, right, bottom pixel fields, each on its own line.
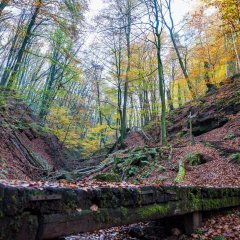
left=0, top=183, right=240, bottom=239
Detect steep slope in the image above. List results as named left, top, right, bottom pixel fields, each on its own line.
left=124, top=77, right=240, bottom=147
left=0, top=91, right=68, bottom=180
left=83, top=78, right=240, bottom=187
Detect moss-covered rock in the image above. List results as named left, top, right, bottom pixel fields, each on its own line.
left=185, top=153, right=206, bottom=166
left=229, top=153, right=240, bottom=164
left=94, top=173, right=121, bottom=182
left=137, top=203, right=170, bottom=219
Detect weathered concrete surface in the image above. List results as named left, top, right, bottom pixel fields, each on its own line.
left=0, top=183, right=240, bottom=239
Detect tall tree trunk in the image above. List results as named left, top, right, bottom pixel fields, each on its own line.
left=121, top=1, right=132, bottom=142
left=6, top=0, right=42, bottom=88
left=157, top=33, right=167, bottom=145
left=160, top=0, right=196, bottom=99
left=231, top=29, right=240, bottom=73
left=143, top=90, right=150, bottom=125
left=0, top=13, right=25, bottom=86
left=169, top=33, right=196, bottom=99
left=177, top=82, right=182, bottom=108
left=167, top=87, right=174, bottom=112
left=39, top=49, right=59, bottom=119
left=96, top=73, right=105, bottom=147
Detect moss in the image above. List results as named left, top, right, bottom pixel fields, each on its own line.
left=229, top=153, right=240, bottom=164
left=194, top=229, right=205, bottom=235
left=94, top=173, right=121, bottom=182
left=212, top=236, right=226, bottom=240
left=10, top=216, right=21, bottom=232
left=202, top=199, right=222, bottom=209
left=120, top=207, right=128, bottom=218
left=147, top=148, right=158, bottom=158
left=174, top=160, right=185, bottom=183
left=185, top=153, right=206, bottom=166
left=11, top=195, right=17, bottom=203
left=188, top=191, right=202, bottom=210
left=9, top=212, right=33, bottom=232
left=203, top=142, right=214, bottom=148
left=224, top=133, right=236, bottom=140
left=28, top=122, right=51, bottom=135
left=137, top=203, right=170, bottom=219
left=94, top=209, right=111, bottom=223
left=64, top=201, right=77, bottom=214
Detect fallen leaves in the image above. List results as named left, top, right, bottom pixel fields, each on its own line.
left=0, top=179, right=141, bottom=190
left=193, top=208, right=240, bottom=240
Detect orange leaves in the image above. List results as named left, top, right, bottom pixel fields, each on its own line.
left=192, top=208, right=240, bottom=239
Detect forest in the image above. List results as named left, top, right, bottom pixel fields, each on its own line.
left=0, top=0, right=240, bottom=239
left=0, top=0, right=238, bottom=154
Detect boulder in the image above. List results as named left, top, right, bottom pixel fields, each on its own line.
left=185, top=153, right=207, bottom=166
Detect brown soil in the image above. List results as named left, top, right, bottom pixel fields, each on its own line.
left=0, top=92, right=68, bottom=181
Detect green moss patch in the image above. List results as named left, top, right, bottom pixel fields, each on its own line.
left=224, top=133, right=236, bottom=140
left=137, top=203, right=170, bottom=219
left=212, top=236, right=226, bottom=240
left=229, top=153, right=240, bottom=164
left=185, top=153, right=207, bottom=166
left=174, top=160, right=185, bottom=183
left=94, top=173, right=121, bottom=182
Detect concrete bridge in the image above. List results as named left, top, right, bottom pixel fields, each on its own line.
left=0, top=183, right=240, bottom=240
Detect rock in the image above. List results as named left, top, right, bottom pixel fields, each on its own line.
left=171, top=228, right=182, bottom=236
left=192, top=116, right=228, bottom=136
left=94, top=172, right=121, bottom=182
left=128, top=226, right=144, bottom=238
left=185, top=153, right=207, bottom=166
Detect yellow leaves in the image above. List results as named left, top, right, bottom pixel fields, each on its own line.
left=81, top=124, right=115, bottom=156
left=47, top=106, right=82, bottom=149
left=202, top=0, right=240, bottom=32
